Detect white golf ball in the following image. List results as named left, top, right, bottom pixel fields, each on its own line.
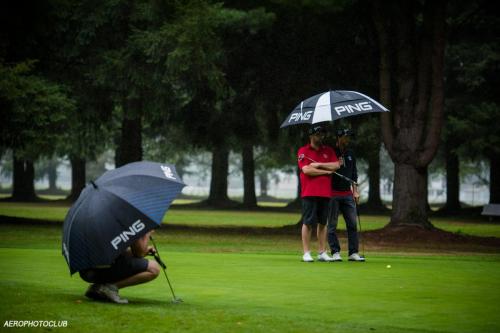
left=386, top=265, right=391, bottom=268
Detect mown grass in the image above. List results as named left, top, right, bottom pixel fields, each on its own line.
left=0, top=223, right=499, bottom=333
left=1, top=202, right=500, bottom=237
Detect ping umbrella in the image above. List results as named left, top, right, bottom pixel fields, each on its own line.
left=62, top=161, right=185, bottom=275
left=280, top=90, right=389, bottom=128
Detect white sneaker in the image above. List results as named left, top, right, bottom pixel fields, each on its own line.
left=302, top=252, right=314, bottom=262
left=317, top=251, right=334, bottom=262
left=348, top=253, right=366, bottom=262
left=97, top=284, right=129, bottom=304
left=331, top=252, right=343, bottom=262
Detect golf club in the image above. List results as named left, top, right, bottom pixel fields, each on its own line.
left=149, top=236, right=183, bottom=304
left=298, top=154, right=358, bottom=185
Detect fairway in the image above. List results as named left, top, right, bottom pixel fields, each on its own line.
left=1, top=202, right=500, bottom=237
left=1, top=224, right=500, bottom=332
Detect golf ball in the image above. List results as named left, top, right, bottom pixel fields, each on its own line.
left=386, top=265, right=391, bottom=268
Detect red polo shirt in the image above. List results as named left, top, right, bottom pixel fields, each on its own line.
left=298, top=144, right=338, bottom=198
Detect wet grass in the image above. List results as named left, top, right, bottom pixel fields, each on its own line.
left=0, top=223, right=499, bottom=333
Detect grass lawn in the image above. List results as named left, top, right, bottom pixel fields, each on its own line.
left=1, top=202, right=500, bottom=237
left=0, top=224, right=499, bottom=333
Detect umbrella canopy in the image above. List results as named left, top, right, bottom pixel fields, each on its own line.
left=62, top=161, right=185, bottom=275
left=280, top=90, right=389, bottom=128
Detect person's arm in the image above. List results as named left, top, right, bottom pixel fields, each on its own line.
left=130, top=230, right=154, bottom=257
left=310, top=161, right=340, bottom=171
left=310, top=147, right=340, bottom=171
left=302, top=165, right=333, bottom=176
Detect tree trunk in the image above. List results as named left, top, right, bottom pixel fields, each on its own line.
left=68, top=156, right=86, bottom=202
left=242, top=143, right=257, bottom=208
left=489, top=152, right=500, bottom=204
left=207, top=145, right=231, bottom=206
left=259, top=172, right=269, bottom=197
left=366, top=144, right=385, bottom=210
left=373, top=0, right=447, bottom=228
left=443, top=142, right=461, bottom=211
left=389, top=163, right=433, bottom=228
left=12, top=155, right=37, bottom=201
left=48, top=160, right=58, bottom=192
left=116, top=99, right=143, bottom=167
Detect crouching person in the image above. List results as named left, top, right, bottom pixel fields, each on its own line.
left=79, top=230, right=160, bottom=304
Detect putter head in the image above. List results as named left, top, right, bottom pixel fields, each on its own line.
left=171, top=297, right=183, bottom=304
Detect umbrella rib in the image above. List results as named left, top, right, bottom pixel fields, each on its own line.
left=63, top=193, right=90, bottom=271
left=98, top=173, right=185, bottom=187
left=342, top=90, right=389, bottom=111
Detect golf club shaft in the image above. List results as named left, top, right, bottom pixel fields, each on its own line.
left=299, top=155, right=358, bottom=185
left=150, top=236, right=179, bottom=301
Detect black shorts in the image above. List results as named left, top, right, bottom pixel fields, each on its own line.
left=79, top=254, right=149, bottom=284
left=302, top=197, right=330, bottom=226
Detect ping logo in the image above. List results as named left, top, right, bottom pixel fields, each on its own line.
left=161, top=165, right=176, bottom=179
left=334, top=102, right=373, bottom=116
left=110, top=219, right=146, bottom=250
left=289, top=110, right=313, bottom=123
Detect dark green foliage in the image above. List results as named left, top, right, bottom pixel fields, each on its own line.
left=0, top=61, right=75, bottom=159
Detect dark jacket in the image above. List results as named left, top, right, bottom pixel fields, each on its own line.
left=332, top=147, right=357, bottom=192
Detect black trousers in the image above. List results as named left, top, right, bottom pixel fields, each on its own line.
left=327, top=195, right=359, bottom=255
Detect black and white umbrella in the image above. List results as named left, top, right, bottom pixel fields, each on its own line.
left=280, top=90, right=389, bottom=128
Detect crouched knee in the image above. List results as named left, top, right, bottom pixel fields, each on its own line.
left=148, top=260, right=161, bottom=277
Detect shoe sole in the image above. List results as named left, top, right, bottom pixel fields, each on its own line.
left=85, top=290, right=107, bottom=301
left=101, top=294, right=129, bottom=304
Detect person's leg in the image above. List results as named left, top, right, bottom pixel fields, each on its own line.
left=84, top=255, right=158, bottom=303
left=302, top=223, right=312, bottom=254
left=327, top=197, right=341, bottom=254
left=80, top=270, right=107, bottom=301
left=301, top=198, right=315, bottom=253
left=317, top=224, right=327, bottom=253
left=115, top=259, right=160, bottom=289
left=301, top=198, right=315, bottom=261
left=316, top=198, right=329, bottom=254
left=339, top=196, right=359, bottom=256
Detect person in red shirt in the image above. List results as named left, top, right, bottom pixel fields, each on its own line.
left=297, top=125, right=340, bottom=262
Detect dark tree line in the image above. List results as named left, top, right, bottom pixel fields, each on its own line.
left=1, top=0, right=498, bottom=227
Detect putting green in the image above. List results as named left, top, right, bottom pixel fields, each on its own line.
left=0, top=226, right=499, bottom=332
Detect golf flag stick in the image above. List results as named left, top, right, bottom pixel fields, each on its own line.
left=149, top=236, right=183, bottom=304
left=298, top=154, right=358, bottom=185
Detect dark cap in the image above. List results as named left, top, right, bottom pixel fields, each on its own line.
left=309, top=125, right=326, bottom=136
left=336, top=128, right=355, bottom=138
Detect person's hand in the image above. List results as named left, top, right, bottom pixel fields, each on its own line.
left=353, top=191, right=360, bottom=205
left=147, top=246, right=156, bottom=255
left=338, top=156, right=344, bottom=166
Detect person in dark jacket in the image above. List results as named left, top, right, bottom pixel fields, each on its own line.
left=327, top=128, right=365, bottom=262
